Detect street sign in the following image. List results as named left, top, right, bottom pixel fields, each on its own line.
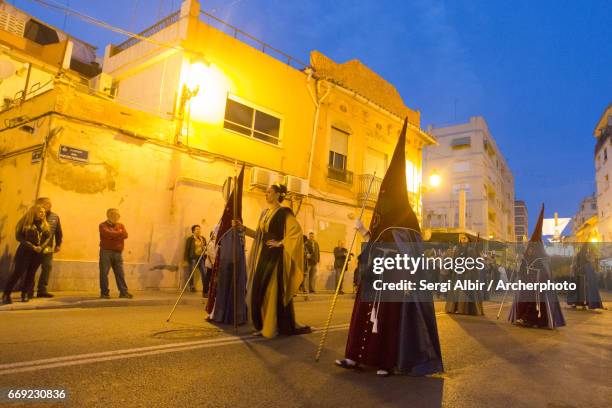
left=59, top=145, right=89, bottom=163
left=31, top=148, right=42, bottom=164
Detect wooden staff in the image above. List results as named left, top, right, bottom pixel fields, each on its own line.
left=314, top=172, right=376, bottom=362
left=233, top=161, right=238, bottom=331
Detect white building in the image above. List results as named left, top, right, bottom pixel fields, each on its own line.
left=595, top=102, right=612, bottom=241
left=423, top=116, right=515, bottom=241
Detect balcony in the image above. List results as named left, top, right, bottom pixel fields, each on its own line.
left=357, top=174, right=382, bottom=208
left=327, top=166, right=354, bottom=185
left=110, top=11, right=181, bottom=56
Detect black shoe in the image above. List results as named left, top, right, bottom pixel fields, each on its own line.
left=338, top=290, right=345, bottom=295
left=2, top=294, right=11, bottom=304
left=100, top=294, right=111, bottom=299
left=21, top=293, right=29, bottom=302
left=119, top=292, right=133, bottom=299
left=37, top=292, right=54, bottom=298
left=293, top=325, right=312, bottom=335
left=189, top=287, right=196, bottom=293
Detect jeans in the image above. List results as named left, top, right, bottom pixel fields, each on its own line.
left=99, top=249, right=129, bottom=296
left=186, top=257, right=208, bottom=293
left=334, top=266, right=345, bottom=291
left=4, top=244, right=42, bottom=296
left=33, top=252, right=53, bottom=295
left=306, top=263, right=317, bottom=292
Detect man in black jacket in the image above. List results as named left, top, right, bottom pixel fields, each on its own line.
left=333, top=240, right=351, bottom=295
left=305, top=232, right=320, bottom=293
left=31, top=197, right=63, bottom=298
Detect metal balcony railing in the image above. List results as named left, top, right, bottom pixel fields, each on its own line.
left=110, top=11, right=181, bottom=56
left=357, top=174, right=381, bottom=207
left=328, top=167, right=354, bottom=185
left=199, top=11, right=308, bottom=70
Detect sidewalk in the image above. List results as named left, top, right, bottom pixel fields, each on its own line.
left=0, top=290, right=341, bottom=312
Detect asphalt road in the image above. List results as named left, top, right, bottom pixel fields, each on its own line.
left=0, top=296, right=610, bottom=408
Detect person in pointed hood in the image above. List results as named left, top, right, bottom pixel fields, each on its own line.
left=206, top=165, right=248, bottom=324
left=567, top=243, right=604, bottom=310
left=335, top=119, right=443, bottom=377
left=508, top=204, right=566, bottom=329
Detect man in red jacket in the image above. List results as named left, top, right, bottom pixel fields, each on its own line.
left=99, top=208, right=133, bottom=299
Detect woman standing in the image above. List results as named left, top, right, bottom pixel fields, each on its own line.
left=183, top=224, right=207, bottom=293
left=238, top=183, right=310, bottom=338
left=204, top=230, right=217, bottom=297
left=445, top=234, right=485, bottom=316
left=3, top=205, right=51, bottom=303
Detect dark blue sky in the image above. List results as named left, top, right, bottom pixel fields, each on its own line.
left=12, top=0, right=612, bottom=229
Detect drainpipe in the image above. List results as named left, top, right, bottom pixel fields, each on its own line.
left=21, top=62, right=32, bottom=104
left=34, top=125, right=63, bottom=200
left=305, top=69, right=331, bottom=182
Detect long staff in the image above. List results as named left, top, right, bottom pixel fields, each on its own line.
left=314, top=172, right=376, bottom=362
left=232, top=162, right=238, bottom=331
left=167, top=250, right=205, bottom=322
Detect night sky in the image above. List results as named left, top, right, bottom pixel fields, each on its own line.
left=11, top=0, right=612, bottom=229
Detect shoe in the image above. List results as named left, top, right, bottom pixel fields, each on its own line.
left=37, top=292, right=54, bottom=298
left=293, top=325, right=312, bottom=335
left=376, top=369, right=391, bottom=377
left=2, top=293, right=11, bottom=304
left=100, top=294, right=111, bottom=299
left=189, top=287, right=196, bottom=293
left=338, top=290, right=345, bottom=295
left=119, top=292, right=133, bottom=299
left=21, top=293, right=29, bottom=302
left=335, top=359, right=357, bottom=369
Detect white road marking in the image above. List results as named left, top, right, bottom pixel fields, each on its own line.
left=0, top=304, right=503, bottom=376
left=0, top=324, right=350, bottom=376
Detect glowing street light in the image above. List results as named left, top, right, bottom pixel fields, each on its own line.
left=429, top=171, right=441, bottom=188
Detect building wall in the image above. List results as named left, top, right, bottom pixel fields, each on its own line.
left=571, top=193, right=597, bottom=236
left=423, top=116, right=515, bottom=241
left=514, top=200, right=528, bottom=241
left=595, top=105, right=612, bottom=241
left=0, top=0, right=431, bottom=291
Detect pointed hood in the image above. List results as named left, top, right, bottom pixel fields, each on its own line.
left=217, top=165, right=245, bottom=239
left=369, top=118, right=420, bottom=242
left=530, top=204, right=545, bottom=243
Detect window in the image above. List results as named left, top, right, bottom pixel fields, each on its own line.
left=451, top=136, right=471, bottom=149
left=328, top=127, right=352, bottom=183
left=405, top=160, right=421, bottom=193
left=452, top=183, right=471, bottom=195
left=223, top=98, right=281, bottom=145
left=329, top=127, right=349, bottom=171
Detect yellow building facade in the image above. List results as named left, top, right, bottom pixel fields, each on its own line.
left=0, top=0, right=434, bottom=291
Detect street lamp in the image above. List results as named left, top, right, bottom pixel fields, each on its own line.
left=429, top=170, right=441, bottom=188
left=422, top=170, right=441, bottom=229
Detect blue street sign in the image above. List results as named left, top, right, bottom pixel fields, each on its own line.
left=59, top=145, right=89, bottom=163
